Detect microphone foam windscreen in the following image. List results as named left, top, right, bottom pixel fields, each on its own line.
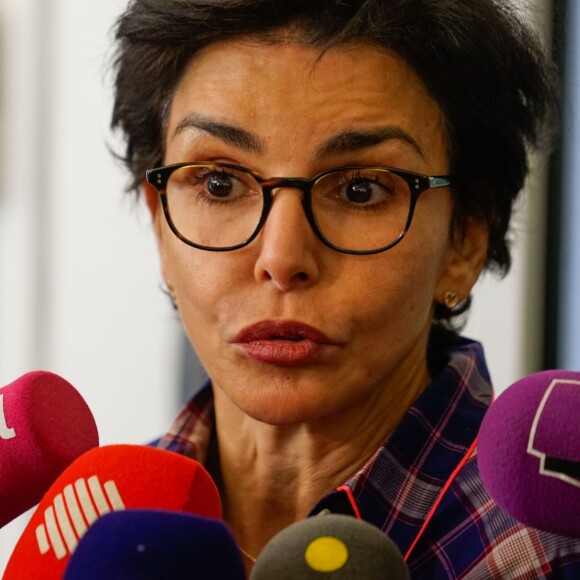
left=63, top=509, right=245, bottom=580
left=250, top=513, right=410, bottom=579
left=3, top=444, right=221, bottom=579
left=478, top=369, right=580, bottom=538
left=0, top=371, right=99, bottom=527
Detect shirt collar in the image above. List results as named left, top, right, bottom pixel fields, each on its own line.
left=311, top=337, right=492, bottom=555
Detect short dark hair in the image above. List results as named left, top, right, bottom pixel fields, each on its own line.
left=111, top=0, right=558, bottom=332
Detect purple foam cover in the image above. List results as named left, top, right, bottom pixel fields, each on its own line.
left=478, top=369, right=580, bottom=539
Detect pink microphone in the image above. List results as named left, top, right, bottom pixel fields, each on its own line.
left=0, top=371, right=99, bottom=527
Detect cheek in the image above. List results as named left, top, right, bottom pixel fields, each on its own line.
left=362, top=263, right=431, bottom=324
left=171, top=251, right=235, bottom=311
left=161, top=235, right=257, bottom=331
left=358, top=238, right=450, bottom=329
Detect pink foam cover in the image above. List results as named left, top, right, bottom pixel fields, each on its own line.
left=478, top=370, right=580, bottom=539
left=0, top=371, right=99, bottom=527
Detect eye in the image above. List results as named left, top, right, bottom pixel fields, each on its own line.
left=205, top=173, right=236, bottom=198
left=335, top=171, right=397, bottom=206
left=344, top=177, right=379, bottom=204
left=171, top=165, right=255, bottom=203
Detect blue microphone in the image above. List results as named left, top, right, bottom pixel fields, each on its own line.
left=63, top=509, right=245, bottom=580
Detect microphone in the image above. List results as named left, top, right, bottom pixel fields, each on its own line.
left=0, top=371, right=99, bottom=527
left=3, top=444, right=222, bottom=579
left=250, top=513, right=410, bottom=579
left=63, top=509, right=245, bottom=580
left=478, top=369, right=580, bottom=539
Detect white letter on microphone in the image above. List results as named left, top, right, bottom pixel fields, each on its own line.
left=0, top=394, right=16, bottom=440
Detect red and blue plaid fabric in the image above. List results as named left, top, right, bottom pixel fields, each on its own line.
left=157, top=338, right=580, bottom=578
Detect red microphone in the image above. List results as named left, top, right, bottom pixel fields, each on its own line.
left=3, top=444, right=221, bottom=579
left=0, top=371, right=99, bottom=527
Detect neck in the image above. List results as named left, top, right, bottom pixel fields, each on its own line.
left=210, top=356, right=431, bottom=572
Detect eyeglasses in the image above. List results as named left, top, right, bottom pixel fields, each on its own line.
left=145, top=162, right=453, bottom=255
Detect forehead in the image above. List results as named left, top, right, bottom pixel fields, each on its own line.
left=165, top=38, right=448, bottom=171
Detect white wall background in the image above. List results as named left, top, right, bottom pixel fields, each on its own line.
left=0, top=0, right=555, bottom=573
left=560, top=1, right=580, bottom=370
left=0, top=0, right=183, bottom=569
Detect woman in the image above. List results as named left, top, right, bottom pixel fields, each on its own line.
left=111, top=0, right=580, bottom=577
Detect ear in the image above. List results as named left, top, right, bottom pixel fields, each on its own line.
left=143, top=179, right=159, bottom=217
left=142, top=179, right=174, bottom=292
left=435, top=218, right=489, bottom=306
left=142, top=180, right=163, bottom=241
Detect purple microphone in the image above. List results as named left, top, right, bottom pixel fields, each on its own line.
left=478, top=370, right=580, bottom=539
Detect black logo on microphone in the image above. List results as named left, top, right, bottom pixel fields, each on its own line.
left=527, top=378, right=580, bottom=488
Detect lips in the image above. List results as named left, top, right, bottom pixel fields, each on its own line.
left=232, top=320, right=336, bottom=366
left=233, top=320, right=334, bottom=344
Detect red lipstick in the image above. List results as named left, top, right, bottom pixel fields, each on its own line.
left=232, top=320, right=336, bottom=366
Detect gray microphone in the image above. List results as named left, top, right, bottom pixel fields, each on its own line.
left=250, top=513, right=410, bottom=579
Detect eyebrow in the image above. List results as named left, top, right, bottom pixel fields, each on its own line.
left=173, top=113, right=264, bottom=154
left=173, top=113, right=424, bottom=160
left=314, top=127, right=425, bottom=160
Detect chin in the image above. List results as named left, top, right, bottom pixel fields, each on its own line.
left=236, top=388, right=328, bottom=427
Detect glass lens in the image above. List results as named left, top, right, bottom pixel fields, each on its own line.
left=165, top=165, right=263, bottom=248
left=310, top=168, right=412, bottom=252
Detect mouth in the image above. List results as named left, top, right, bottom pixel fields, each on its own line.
left=232, top=320, right=334, bottom=344
left=232, top=320, right=336, bottom=366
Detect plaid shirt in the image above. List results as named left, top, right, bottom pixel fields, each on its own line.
left=156, top=338, right=580, bottom=578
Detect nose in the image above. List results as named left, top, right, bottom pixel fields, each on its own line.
left=253, top=188, right=320, bottom=291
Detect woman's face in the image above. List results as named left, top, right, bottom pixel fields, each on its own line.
left=151, top=39, right=485, bottom=425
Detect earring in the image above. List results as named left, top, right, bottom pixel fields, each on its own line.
left=444, top=291, right=460, bottom=309
left=161, top=281, right=178, bottom=310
